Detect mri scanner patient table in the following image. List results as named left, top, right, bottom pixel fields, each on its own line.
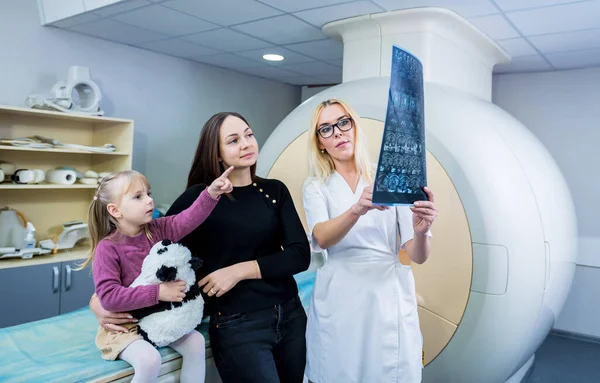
left=0, top=272, right=316, bottom=382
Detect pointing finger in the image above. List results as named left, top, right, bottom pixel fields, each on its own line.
left=220, top=166, right=235, bottom=180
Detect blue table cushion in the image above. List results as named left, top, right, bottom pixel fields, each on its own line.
left=0, top=271, right=316, bottom=382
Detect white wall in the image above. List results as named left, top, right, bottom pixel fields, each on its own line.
left=0, top=0, right=301, bottom=204
left=493, top=68, right=600, bottom=338
left=301, top=85, right=332, bottom=103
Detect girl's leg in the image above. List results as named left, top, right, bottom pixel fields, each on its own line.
left=118, top=339, right=162, bottom=383
left=170, top=330, right=206, bottom=383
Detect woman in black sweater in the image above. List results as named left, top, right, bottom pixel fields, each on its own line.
left=92, top=112, right=311, bottom=382
left=168, top=112, right=310, bottom=382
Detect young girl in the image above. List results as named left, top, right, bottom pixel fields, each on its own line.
left=83, top=167, right=233, bottom=383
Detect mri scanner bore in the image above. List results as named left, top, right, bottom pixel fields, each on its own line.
left=257, top=8, right=577, bottom=383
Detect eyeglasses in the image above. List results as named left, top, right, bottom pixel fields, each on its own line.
left=317, top=117, right=353, bottom=139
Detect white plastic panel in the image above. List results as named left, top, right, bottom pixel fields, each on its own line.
left=471, top=243, right=509, bottom=295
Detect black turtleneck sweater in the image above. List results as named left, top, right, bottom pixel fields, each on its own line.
left=166, top=178, right=310, bottom=316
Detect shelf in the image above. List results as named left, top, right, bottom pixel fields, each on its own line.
left=0, top=246, right=89, bottom=270
left=0, top=183, right=97, bottom=190
left=0, top=145, right=128, bottom=155
left=1, top=103, right=131, bottom=246
left=0, top=104, right=132, bottom=124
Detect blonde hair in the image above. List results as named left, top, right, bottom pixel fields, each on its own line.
left=77, top=170, right=152, bottom=270
left=307, top=98, right=374, bottom=184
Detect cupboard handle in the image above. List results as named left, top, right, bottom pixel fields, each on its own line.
left=52, top=266, right=59, bottom=293
left=65, top=265, right=72, bottom=291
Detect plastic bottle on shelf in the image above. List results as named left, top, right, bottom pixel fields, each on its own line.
left=23, top=222, right=37, bottom=249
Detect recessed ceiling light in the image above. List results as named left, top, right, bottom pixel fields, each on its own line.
left=263, top=54, right=284, bottom=62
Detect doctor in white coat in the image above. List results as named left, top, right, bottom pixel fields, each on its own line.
left=302, top=99, right=438, bottom=383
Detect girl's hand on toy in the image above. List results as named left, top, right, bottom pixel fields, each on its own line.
left=410, top=187, right=438, bottom=234
left=158, top=280, right=187, bottom=302
left=199, top=265, right=242, bottom=298
left=351, top=185, right=388, bottom=216
left=90, top=294, right=137, bottom=333
left=207, top=166, right=234, bottom=199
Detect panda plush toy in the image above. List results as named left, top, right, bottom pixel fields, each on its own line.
left=129, top=239, right=205, bottom=348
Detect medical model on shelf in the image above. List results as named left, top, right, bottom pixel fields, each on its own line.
left=0, top=208, right=49, bottom=259
left=4, top=165, right=112, bottom=187
left=0, top=135, right=116, bottom=153
left=0, top=206, right=89, bottom=260
left=25, top=66, right=105, bottom=116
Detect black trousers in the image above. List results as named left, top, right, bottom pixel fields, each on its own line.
left=209, top=295, right=308, bottom=383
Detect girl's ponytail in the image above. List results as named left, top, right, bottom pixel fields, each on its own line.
left=76, top=175, right=120, bottom=270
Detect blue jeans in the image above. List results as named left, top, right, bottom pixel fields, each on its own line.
left=208, top=295, right=307, bottom=383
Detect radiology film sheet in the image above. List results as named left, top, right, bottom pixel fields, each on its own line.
left=373, top=45, right=428, bottom=206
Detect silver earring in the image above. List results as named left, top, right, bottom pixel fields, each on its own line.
left=320, top=149, right=325, bottom=154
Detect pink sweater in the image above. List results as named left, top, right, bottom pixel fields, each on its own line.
left=93, top=189, right=219, bottom=312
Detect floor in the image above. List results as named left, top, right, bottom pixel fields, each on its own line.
left=524, top=332, right=600, bottom=383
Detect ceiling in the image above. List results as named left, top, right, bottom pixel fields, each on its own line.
left=46, top=0, right=600, bottom=86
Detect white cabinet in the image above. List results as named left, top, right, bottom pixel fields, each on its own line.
left=0, top=259, right=96, bottom=328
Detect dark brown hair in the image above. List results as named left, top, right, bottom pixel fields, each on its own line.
left=187, top=112, right=257, bottom=189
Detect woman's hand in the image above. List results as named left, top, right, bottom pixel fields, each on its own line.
left=410, top=187, right=438, bottom=234
left=199, top=262, right=259, bottom=298
left=207, top=166, right=234, bottom=199
left=352, top=185, right=388, bottom=216
left=90, top=294, right=137, bottom=333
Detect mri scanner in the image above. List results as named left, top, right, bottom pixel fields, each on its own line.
left=256, top=8, right=578, bottom=383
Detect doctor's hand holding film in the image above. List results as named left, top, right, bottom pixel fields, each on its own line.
left=352, top=185, right=390, bottom=216
left=410, top=187, right=438, bottom=234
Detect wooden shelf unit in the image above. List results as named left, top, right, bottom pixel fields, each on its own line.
left=0, top=245, right=90, bottom=270
left=0, top=145, right=129, bottom=156
left=0, top=104, right=134, bottom=267
left=0, top=183, right=98, bottom=189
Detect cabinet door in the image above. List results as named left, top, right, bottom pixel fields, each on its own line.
left=59, top=261, right=96, bottom=314
left=0, top=262, right=61, bottom=328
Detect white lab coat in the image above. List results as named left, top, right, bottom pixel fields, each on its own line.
left=303, top=172, right=425, bottom=383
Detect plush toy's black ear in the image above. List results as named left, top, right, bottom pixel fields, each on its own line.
left=189, top=257, right=203, bottom=271
left=156, top=266, right=177, bottom=282
left=157, top=240, right=173, bottom=255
